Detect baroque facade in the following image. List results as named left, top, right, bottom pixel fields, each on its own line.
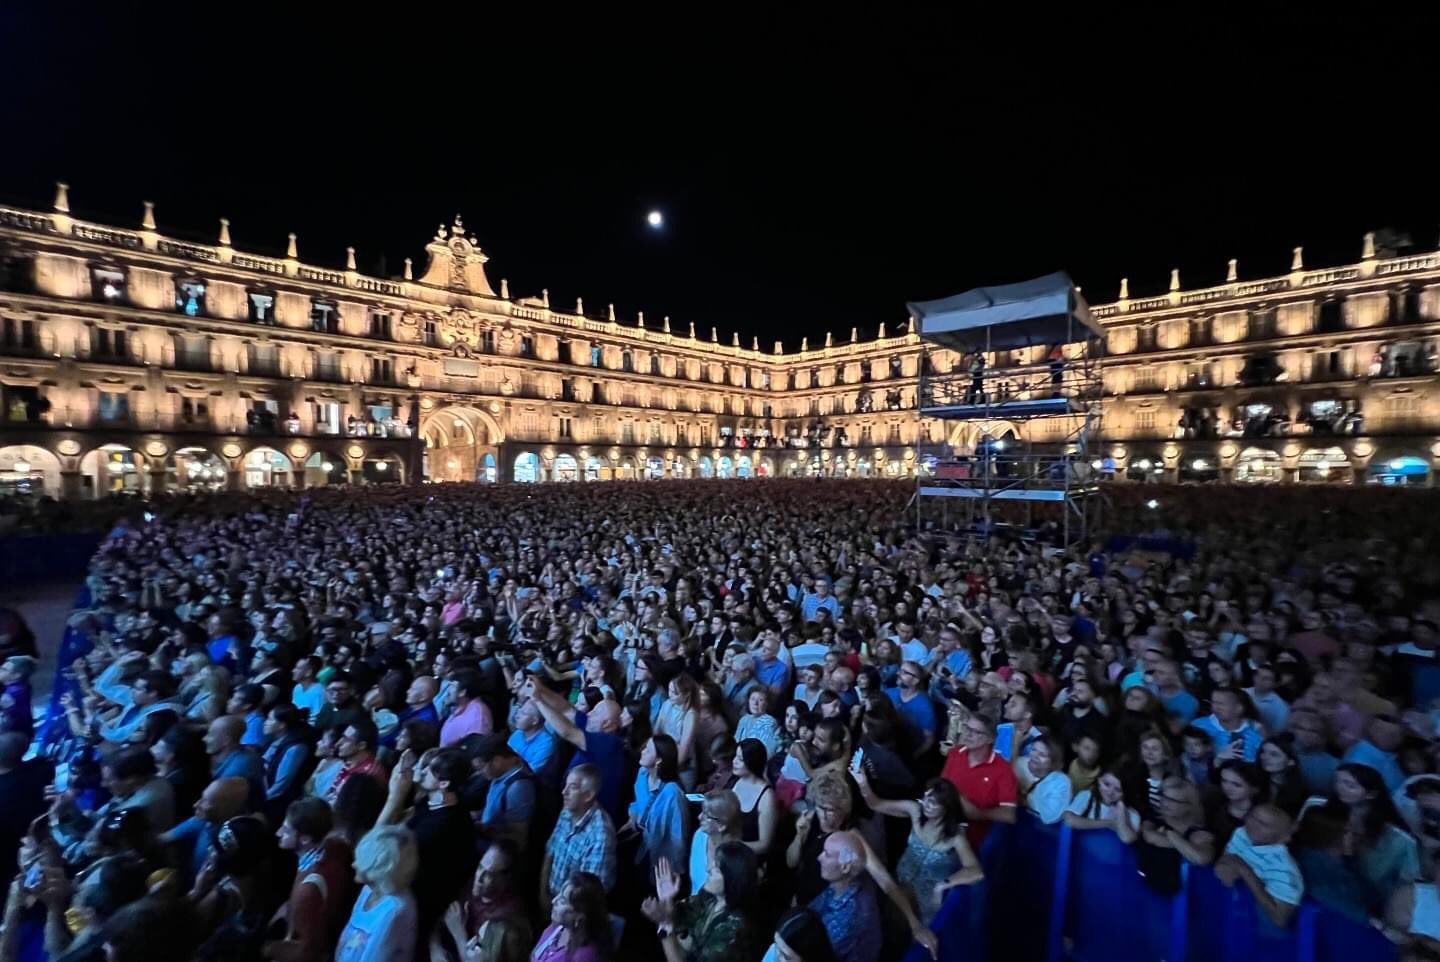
left=1, top=184, right=1439, bottom=497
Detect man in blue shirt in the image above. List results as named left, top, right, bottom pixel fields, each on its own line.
left=885, top=662, right=939, bottom=759
left=801, top=578, right=842, bottom=624
left=507, top=699, right=562, bottom=789
left=1192, top=687, right=1263, bottom=763
left=475, top=736, right=537, bottom=853
left=204, top=715, right=266, bottom=809
left=527, top=678, right=627, bottom=823
left=158, top=776, right=248, bottom=888
left=752, top=631, right=791, bottom=699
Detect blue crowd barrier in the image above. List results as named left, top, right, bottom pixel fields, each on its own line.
left=910, top=814, right=1398, bottom=962
left=38, top=583, right=96, bottom=753
left=0, top=532, right=101, bottom=586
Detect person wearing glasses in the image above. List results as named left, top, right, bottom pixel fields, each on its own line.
left=939, top=711, right=1018, bottom=848
left=1135, top=776, right=1217, bottom=895
left=884, top=662, right=939, bottom=761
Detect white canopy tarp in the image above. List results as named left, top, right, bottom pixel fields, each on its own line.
left=908, top=272, right=1099, bottom=351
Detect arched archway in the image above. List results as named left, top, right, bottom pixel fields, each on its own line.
left=81, top=444, right=148, bottom=497
left=697, top=456, right=713, bottom=479
left=513, top=452, right=541, bottom=483
left=244, top=447, right=293, bottom=488
left=1235, top=447, right=1282, bottom=484
left=481, top=452, right=497, bottom=483
left=421, top=404, right=503, bottom=483
left=554, top=454, right=580, bottom=482
left=171, top=446, right=226, bottom=492
left=1370, top=452, right=1430, bottom=486
left=363, top=453, right=403, bottom=483
left=616, top=456, right=638, bottom=480
left=0, top=445, right=61, bottom=498
left=759, top=457, right=774, bottom=477
left=583, top=456, right=604, bottom=481
left=736, top=455, right=753, bottom=478
left=303, top=452, right=348, bottom=486
left=717, top=456, right=734, bottom=479
left=1299, top=446, right=1350, bottom=483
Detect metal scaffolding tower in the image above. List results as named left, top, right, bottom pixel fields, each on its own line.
left=910, top=272, right=1104, bottom=545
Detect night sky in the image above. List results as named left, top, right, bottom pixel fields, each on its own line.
left=2, top=9, right=1437, bottom=350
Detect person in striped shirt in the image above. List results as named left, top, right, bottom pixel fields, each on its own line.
left=1214, top=803, right=1303, bottom=927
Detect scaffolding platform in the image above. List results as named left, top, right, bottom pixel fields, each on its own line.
left=909, top=272, right=1104, bottom=544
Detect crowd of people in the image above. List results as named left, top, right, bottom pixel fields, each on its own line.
left=0, top=477, right=1439, bottom=962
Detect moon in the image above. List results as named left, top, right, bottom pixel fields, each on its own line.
left=646, top=210, right=664, bottom=228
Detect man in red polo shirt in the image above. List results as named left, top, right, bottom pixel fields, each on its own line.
left=940, top=710, right=1017, bottom=848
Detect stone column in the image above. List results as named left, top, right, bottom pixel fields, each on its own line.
left=60, top=470, right=83, bottom=501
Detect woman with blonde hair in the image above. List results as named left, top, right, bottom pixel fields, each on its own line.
left=335, top=825, right=420, bottom=962
left=185, top=663, right=230, bottom=723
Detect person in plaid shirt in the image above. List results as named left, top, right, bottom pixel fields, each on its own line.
left=541, top=764, right=617, bottom=911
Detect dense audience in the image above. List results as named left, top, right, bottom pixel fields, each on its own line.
left=2, top=477, right=1440, bottom=962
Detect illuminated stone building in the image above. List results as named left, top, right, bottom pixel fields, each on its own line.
left=1, top=184, right=1438, bottom=496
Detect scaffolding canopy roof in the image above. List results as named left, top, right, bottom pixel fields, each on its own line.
left=909, top=272, right=1100, bottom=351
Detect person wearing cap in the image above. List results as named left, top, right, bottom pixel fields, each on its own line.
left=473, top=735, right=537, bottom=853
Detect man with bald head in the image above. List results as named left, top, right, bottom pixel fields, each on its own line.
left=391, top=675, right=440, bottom=746
left=160, top=775, right=249, bottom=888
left=810, top=830, right=882, bottom=962
left=206, top=714, right=265, bottom=808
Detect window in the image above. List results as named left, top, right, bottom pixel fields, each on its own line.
left=172, top=335, right=210, bottom=372
left=1135, top=325, right=1158, bottom=352
left=480, top=329, right=496, bottom=353
left=98, top=390, right=130, bottom=423
left=1188, top=316, right=1212, bottom=347
left=561, top=379, right=575, bottom=402
left=621, top=421, right=636, bottom=444
left=175, top=280, right=206, bottom=317
left=368, top=312, right=393, bottom=340
left=310, top=302, right=339, bottom=334
left=1135, top=408, right=1157, bottom=432
left=889, top=356, right=903, bottom=378
left=558, top=416, right=572, bottom=439
left=888, top=423, right=901, bottom=443
left=422, top=317, right=439, bottom=346
left=788, top=371, right=798, bottom=390
left=313, top=401, right=340, bottom=434
left=699, top=424, right=711, bottom=447
left=315, top=352, right=343, bottom=382
left=622, top=351, right=634, bottom=372
left=247, top=343, right=280, bottom=377
left=650, top=422, right=663, bottom=443
left=91, top=267, right=125, bottom=302
left=834, top=363, right=846, bottom=385
left=650, top=355, right=661, bottom=376
left=1317, top=298, right=1345, bottom=333
left=179, top=396, right=209, bottom=426
left=675, top=424, right=688, bottom=446
left=248, top=292, right=275, bottom=324
left=591, top=345, right=602, bottom=367
left=1133, top=368, right=1158, bottom=391
left=1, top=318, right=38, bottom=353
left=370, top=357, right=394, bottom=384
left=1247, top=309, right=1276, bottom=341
left=810, top=368, right=820, bottom=388
left=90, top=327, right=128, bottom=362
left=520, top=336, right=535, bottom=357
